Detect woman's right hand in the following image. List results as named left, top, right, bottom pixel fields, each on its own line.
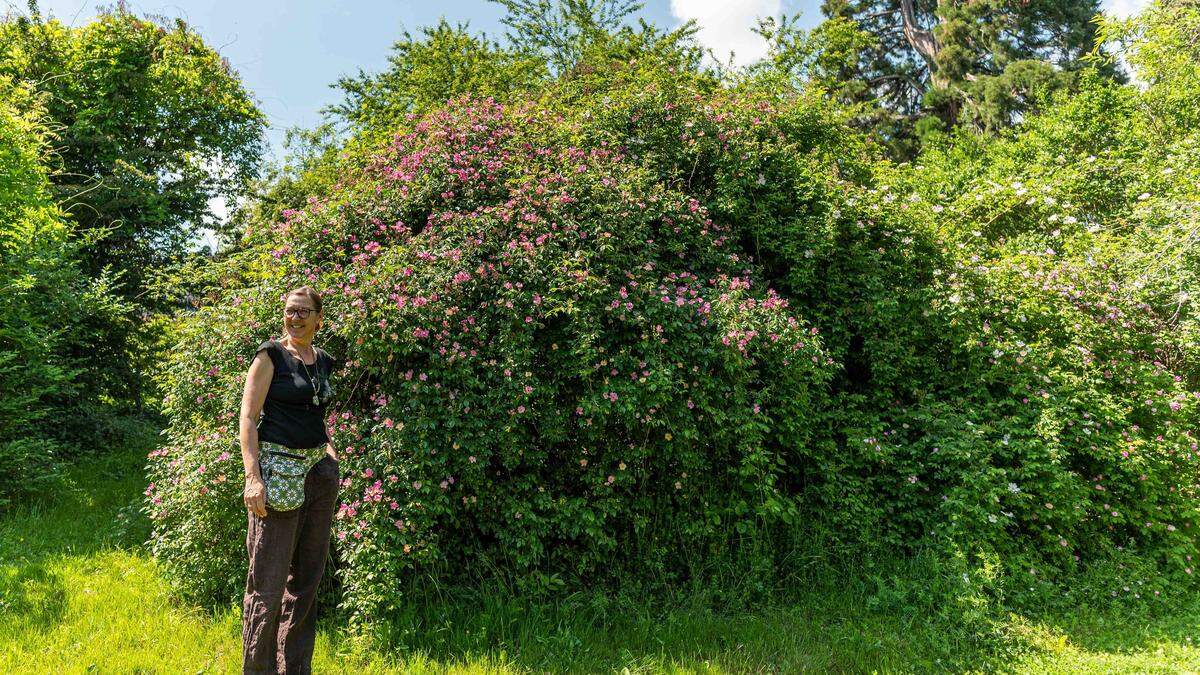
left=244, top=476, right=267, bottom=517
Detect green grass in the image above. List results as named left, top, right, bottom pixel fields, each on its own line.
left=3, top=436, right=1200, bottom=673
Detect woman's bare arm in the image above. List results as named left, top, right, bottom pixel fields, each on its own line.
left=240, top=350, right=273, bottom=516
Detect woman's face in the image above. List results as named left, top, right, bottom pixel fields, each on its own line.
left=283, top=294, right=321, bottom=344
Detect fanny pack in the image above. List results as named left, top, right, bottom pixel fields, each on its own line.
left=258, top=441, right=327, bottom=511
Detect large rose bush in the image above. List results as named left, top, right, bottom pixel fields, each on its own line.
left=148, top=82, right=840, bottom=620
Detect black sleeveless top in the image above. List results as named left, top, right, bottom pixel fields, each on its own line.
left=255, top=339, right=336, bottom=449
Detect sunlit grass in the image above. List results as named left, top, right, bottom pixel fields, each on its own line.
left=3, top=436, right=1200, bottom=673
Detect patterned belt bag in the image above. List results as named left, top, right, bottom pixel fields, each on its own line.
left=258, top=441, right=326, bottom=511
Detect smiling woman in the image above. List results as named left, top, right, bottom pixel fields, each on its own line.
left=236, top=286, right=340, bottom=674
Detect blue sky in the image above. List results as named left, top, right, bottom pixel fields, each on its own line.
left=15, top=0, right=1149, bottom=162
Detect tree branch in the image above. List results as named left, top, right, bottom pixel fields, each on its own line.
left=899, top=0, right=939, bottom=70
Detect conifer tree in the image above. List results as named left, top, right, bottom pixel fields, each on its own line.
left=820, top=0, right=1119, bottom=153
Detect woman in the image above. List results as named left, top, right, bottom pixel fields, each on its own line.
left=238, top=286, right=339, bottom=674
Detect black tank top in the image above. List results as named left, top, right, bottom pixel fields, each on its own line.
left=254, top=339, right=335, bottom=449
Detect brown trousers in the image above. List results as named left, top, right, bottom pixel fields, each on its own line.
left=242, top=453, right=339, bottom=674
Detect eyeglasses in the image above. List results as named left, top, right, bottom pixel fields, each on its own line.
left=284, top=308, right=315, bottom=319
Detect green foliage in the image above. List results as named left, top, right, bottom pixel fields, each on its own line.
left=753, top=14, right=878, bottom=103
left=0, top=75, right=128, bottom=507
left=148, top=58, right=846, bottom=619
left=815, top=0, right=1120, bottom=156
left=330, top=20, right=547, bottom=138
left=492, top=0, right=644, bottom=74
left=11, top=438, right=1200, bottom=672
left=1093, top=0, right=1200, bottom=136
left=875, top=56, right=1200, bottom=596
left=0, top=3, right=265, bottom=416
left=0, top=3, right=265, bottom=279
left=146, top=0, right=1200, bottom=634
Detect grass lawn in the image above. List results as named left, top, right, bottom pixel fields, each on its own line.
left=3, top=434, right=1200, bottom=673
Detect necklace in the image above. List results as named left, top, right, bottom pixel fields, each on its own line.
left=287, top=339, right=320, bottom=406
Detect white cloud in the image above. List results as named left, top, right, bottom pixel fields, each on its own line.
left=1104, top=0, right=1151, bottom=19
left=669, top=0, right=782, bottom=67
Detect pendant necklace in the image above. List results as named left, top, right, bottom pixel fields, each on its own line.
left=293, top=341, right=320, bottom=407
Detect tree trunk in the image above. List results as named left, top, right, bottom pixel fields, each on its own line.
left=899, top=0, right=946, bottom=88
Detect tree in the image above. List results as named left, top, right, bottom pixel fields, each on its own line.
left=491, top=0, right=643, bottom=75
left=0, top=2, right=265, bottom=282
left=329, top=20, right=547, bottom=137
left=328, top=1, right=706, bottom=138
left=754, top=14, right=879, bottom=105
left=0, top=74, right=130, bottom=503
left=0, top=2, right=265, bottom=411
left=819, top=0, right=1119, bottom=154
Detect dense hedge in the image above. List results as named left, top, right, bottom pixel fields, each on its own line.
left=148, top=4, right=1200, bottom=624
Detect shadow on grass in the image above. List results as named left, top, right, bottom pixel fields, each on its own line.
left=0, top=420, right=159, bottom=637
left=1023, top=592, right=1200, bottom=655
left=0, top=563, right=67, bottom=630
